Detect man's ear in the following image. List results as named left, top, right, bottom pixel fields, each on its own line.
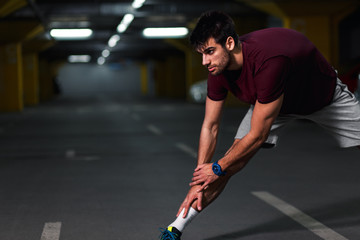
left=226, top=37, right=235, bottom=51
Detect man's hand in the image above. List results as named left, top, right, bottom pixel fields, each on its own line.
left=177, top=185, right=204, bottom=218
left=190, top=163, right=219, bottom=192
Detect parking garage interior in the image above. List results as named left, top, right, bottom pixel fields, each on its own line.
left=0, top=1, right=359, bottom=239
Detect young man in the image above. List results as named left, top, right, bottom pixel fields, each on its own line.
left=159, top=11, right=360, bottom=240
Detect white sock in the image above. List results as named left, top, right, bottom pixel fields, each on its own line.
left=168, top=207, right=199, bottom=232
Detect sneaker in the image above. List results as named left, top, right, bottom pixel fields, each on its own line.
left=159, top=226, right=182, bottom=240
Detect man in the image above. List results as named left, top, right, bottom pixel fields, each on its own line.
left=159, top=11, right=360, bottom=240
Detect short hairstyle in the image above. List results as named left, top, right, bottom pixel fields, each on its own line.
left=189, top=11, right=239, bottom=50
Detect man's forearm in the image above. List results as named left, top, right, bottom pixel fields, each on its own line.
left=218, top=97, right=283, bottom=175
left=197, top=125, right=219, bottom=165
left=219, top=132, right=264, bottom=176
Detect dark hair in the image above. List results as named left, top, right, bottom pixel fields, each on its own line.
left=190, top=11, right=239, bottom=50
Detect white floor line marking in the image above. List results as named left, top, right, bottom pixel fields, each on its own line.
left=81, top=156, right=101, bottom=161
left=175, top=142, right=197, bottom=158
left=65, top=149, right=100, bottom=161
left=147, top=124, right=162, bottom=135
left=65, top=149, right=76, bottom=159
left=252, top=191, right=348, bottom=240
left=40, top=222, right=61, bottom=240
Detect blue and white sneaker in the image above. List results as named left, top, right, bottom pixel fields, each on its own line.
left=159, top=226, right=182, bottom=240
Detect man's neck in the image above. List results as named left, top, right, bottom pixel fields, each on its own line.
left=227, top=43, right=243, bottom=71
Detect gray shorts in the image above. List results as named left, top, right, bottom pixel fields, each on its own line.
left=235, top=79, right=360, bottom=148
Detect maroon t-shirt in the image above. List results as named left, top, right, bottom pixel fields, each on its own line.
left=207, top=28, right=337, bottom=115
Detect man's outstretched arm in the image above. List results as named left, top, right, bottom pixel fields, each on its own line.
left=191, top=94, right=284, bottom=190
left=197, top=97, right=225, bottom=165
left=177, top=96, right=225, bottom=217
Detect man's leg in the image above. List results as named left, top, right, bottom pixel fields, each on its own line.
left=160, top=107, right=292, bottom=239
left=160, top=177, right=230, bottom=239
left=161, top=135, right=260, bottom=239
left=306, top=79, right=360, bottom=148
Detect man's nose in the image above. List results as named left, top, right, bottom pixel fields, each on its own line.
left=202, top=55, right=209, bottom=66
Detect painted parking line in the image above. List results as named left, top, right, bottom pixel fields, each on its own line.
left=40, top=222, right=61, bottom=240
left=252, top=191, right=348, bottom=240
left=175, top=142, right=197, bottom=158
left=65, top=149, right=100, bottom=161
left=65, top=149, right=76, bottom=159
left=147, top=124, right=162, bottom=135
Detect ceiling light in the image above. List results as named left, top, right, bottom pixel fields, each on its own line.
left=50, top=29, right=93, bottom=40
left=68, top=55, right=91, bottom=63
left=97, top=57, right=105, bottom=65
left=108, top=34, right=120, bottom=47
left=142, top=27, right=189, bottom=38
left=132, top=0, right=146, bottom=9
left=102, top=49, right=110, bottom=58
left=117, top=14, right=134, bottom=33
left=123, top=13, right=135, bottom=25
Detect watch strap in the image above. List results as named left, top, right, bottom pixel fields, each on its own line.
left=212, top=161, right=226, bottom=176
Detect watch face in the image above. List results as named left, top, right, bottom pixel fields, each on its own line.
left=212, top=164, right=220, bottom=175
left=212, top=162, right=226, bottom=176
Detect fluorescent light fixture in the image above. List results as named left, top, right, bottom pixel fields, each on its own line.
left=132, top=0, right=146, bottom=9
left=117, top=14, right=134, bottom=33
left=97, top=57, right=105, bottom=65
left=108, top=34, right=120, bottom=47
left=102, top=49, right=110, bottom=58
left=123, top=13, right=135, bottom=25
left=50, top=29, right=93, bottom=40
left=68, top=55, right=91, bottom=63
left=143, top=27, right=189, bottom=38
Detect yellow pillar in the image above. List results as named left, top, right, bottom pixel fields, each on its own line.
left=38, top=60, right=64, bottom=101
left=166, top=56, right=186, bottom=98
left=165, top=39, right=207, bottom=100
left=153, top=56, right=187, bottom=98
left=240, top=0, right=359, bottom=68
left=23, top=53, right=39, bottom=106
left=139, top=62, right=148, bottom=95
left=22, top=39, right=56, bottom=105
left=0, top=43, right=23, bottom=111
left=0, top=19, right=45, bottom=111
left=39, top=59, right=54, bottom=102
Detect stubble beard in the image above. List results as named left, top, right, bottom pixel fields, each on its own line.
left=209, top=50, right=231, bottom=76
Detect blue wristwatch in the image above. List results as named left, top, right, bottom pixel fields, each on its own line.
left=212, top=161, right=226, bottom=176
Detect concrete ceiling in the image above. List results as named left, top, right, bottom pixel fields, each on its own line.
left=2, top=0, right=264, bottom=63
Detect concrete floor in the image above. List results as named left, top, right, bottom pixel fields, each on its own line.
left=0, top=94, right=359, bottom=240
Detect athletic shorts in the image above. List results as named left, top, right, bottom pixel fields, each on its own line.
left=235, top=79, right=360, bottom=148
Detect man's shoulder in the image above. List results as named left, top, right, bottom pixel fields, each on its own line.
left=240, top=27, right=300, bottom=39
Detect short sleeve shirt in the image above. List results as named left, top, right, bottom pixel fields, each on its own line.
left=207, top=28, right=337, bottom=115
